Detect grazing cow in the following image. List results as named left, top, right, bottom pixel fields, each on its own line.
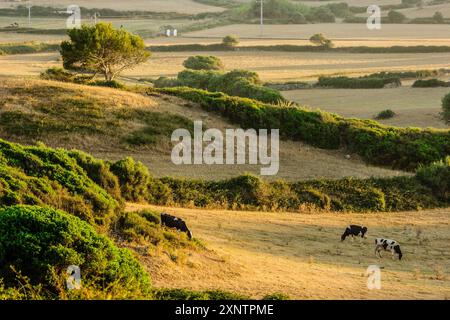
left=341, top=225, right=368, bottom=241
left=374, top=238, right=403, bottom=260
left=161, top=213, right=193, bottom=239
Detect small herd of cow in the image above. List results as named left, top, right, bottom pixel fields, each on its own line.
left=341, top=225, right=403, bottom=260
left=161, top=215, right=403, bottom=261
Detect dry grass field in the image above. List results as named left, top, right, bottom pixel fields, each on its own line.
left=127, top=203, right=450, bottom=300
left=283, top=87, right=450, bottom=129
left=7, top=50, right=450, bottom=83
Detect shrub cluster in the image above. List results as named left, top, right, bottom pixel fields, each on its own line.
left=412, top=79, right=450, bottom=88
left=317, top=76, right=401, bottom=89
left=0, top=139, right=119, bottom=226
left=0, top=205, right=151, bottom=297
left=442, top=93, right=450, bottom=124
left=153, top=87, right=450, bottom=170
left=183, top=55, right=225, bottom=71
left=150, top=174, right=446, bottom=212
left=155, top=69, right=284, bottom=104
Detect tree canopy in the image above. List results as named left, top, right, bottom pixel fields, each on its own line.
left=61, top=23, right=151, bottom=81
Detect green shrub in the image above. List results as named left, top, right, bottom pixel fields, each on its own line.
left=318, top=76, right=400, bottom=89
left=222, top=35, right=239, bottom=48
left=412, top=79, right=449, bottom=88
left=153, top=288, right=248, bottom=300
left=157, top=69, right=284, bottom=103
left=442, top=93, right=450, bottom=124
left=40, top=67, right=75, bottom=82
left=0, top=205, right=151, bottom=297
left=416, top=157, right=450, bottom=201
left=263, top=293, right=290, bottom=300
left=110, top=157, right=151, bottom=202
left=0, top=139, right=119, bottom=226
left=183, top=55, right=224, bottom=70
left=90, top=80, right=125, bottom=89
left=387, top=10, right=406, bottom=23
left=375, top=109, right=396, bottom=120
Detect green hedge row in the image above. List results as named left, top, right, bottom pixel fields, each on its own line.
left=412, top=79, right=450, bottom=88
left=152, top=87, right=450, bottom=170
left=149, top=44, right=450, bottom=54
left=0, top=42, right=59, bottom=55
left=317, top=76, right=401, bottom=89
left=153, top=173, right=447, bottom=212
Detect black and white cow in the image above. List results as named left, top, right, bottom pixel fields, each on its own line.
left=374, top=238, right=402, bottom=260
left=161, top=213, right=193, bottom=239
left=341, top=225, right=368, bottom=241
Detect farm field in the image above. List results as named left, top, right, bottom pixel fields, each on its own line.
left=9, top=51, right=450, bottom=82
left=184, top=23, right=450, bottom=40
left=283, top=87, right=450, bottom=129
left=0, top=0, right=224, bottom=13
left=128, top=203, right=450, bottom=300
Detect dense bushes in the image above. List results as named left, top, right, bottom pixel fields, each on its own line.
left=416, top=157, right=450, bottom=201
left=412, top=79, right=450, bottom=88
left=442, top=93, right=450, bottom=124
left=153, top=87, right=450, bottom=170
left=375, top=109, right=396, bottom=120
left=0, top=205, right=151, bottom=297
left=183, top=55, right=224, bottom=70
left=155, top=69, right=284, bottom=104
left=151, top=173, right=446, bottom=212
left=0, top=139, right=119, bottom=226
left=318, top=76, right=401, bottom=89
left=0, top=42, right=59, bottom=55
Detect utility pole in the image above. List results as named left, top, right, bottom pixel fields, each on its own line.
left=26, top=1, right=32, bottom=27
left=259, top=0, right=264, bottom=37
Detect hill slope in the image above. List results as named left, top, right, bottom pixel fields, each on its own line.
left=0, top=77, right=406, bottom=181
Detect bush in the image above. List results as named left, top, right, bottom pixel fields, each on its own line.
left=157, top=69, right=284, bottom=103
left=110, top=157, right=151, bottom=202
left=310, top=33, right=334, bottom=48
left=375, top=109, right=396, bottom=120
left=0, top=205, right=151, bottom=297
left=183, top=55, right=224, bottom=71
left=412, top=79, right=449, bottom=87
left=40, top=67, right=75, bottom=82
left=222, top=35, right=239, bottom=48
left=387, top=10, right=406, bottom=23
left=0, top=139, right=119, bottom=226
left=263, top=293, right=290, bottom=300
left=416, top=157, right=450, bottom=201
left=153, top=288, right=248, bottom=300
left=318, top=76, right=401, bottom=89
left=442, top=93, right=450, bottom=124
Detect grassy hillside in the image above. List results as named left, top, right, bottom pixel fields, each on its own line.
left=0, top=77, right=406, bottom=180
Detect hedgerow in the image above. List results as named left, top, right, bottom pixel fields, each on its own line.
left=152, top=87, right=450, bottom=170
left=317, top=76, right=401, bottom=89
left=412, top=79, right=450, bottom=88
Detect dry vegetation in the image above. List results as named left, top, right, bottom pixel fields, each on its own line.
left=128, top=203, right=450, bottom=300
left=283, top=87, right=450, bottom=129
